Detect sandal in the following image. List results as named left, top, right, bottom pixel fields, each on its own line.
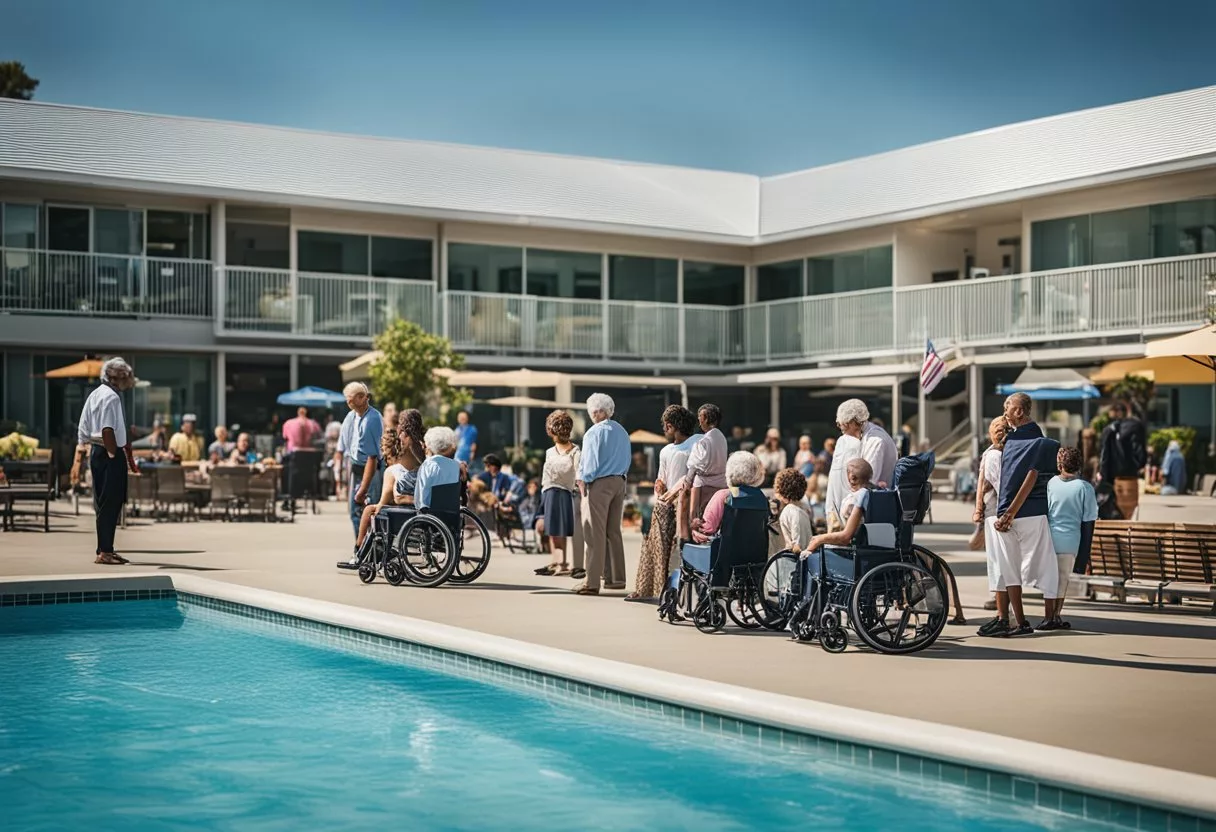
left=572, top=584, right=599, bottom=596
left=623, top=593, right=651, bottom=603
left=554, top=566, right=572, bottom=576
left=534, top=564, right=559, bottom=576
left=95, top=552, right=126, bottom=565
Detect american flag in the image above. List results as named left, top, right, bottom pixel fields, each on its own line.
left=921, top=339, right=947, bottom=394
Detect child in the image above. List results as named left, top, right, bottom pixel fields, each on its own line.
left=804, top=458, right=873, bottom=557
left=1044, top=446, right=1097, bottom=630
left=773, top=467, right=813, bottom=552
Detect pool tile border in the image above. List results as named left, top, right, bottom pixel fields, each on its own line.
left=0, top=588, right=176, bottom=606
left=177, top=591, right=1214, bottom=832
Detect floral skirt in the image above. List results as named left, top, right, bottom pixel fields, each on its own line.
left=634, top=500, right=677, bottom=598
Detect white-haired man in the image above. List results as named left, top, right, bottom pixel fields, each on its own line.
left=414, top=426, right=463, bottom=509
left=826, top=399, right=897, bottom=528
left=73, top=357, right=139, bottom=565
left=574, top=393, right=631, bottom=595
left=335, top=382, right=384, bottom=564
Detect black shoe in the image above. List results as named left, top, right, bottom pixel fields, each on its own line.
left=570, top=569, right=587, bottom=580
left=1000, top=623, right=1035, bottom=638
left=336, top=559, right=359, bottom=570
left=1034, top=618, right=1060, bottom=631
left=976, top=617, right=1008, bottom=637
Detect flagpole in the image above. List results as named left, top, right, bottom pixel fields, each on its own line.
left=918, top=374, right=927, bottom=448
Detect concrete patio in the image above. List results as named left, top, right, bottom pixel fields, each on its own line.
left=3, top=494, right=1214, bottom=778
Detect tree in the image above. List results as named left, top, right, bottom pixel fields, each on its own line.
left=0, top=61, right=38, bottom=100
left=368, top=319, right=470, bottom=421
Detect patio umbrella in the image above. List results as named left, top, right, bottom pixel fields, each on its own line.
left=338, top=350, right=382, bottom=383
left=628, top=429, right=668, bottom=445
left=276, top=386, right=346, bottom=407
left=1144, top=323, right=1216, bottom=453
left=996, top=367, right=1100, bottom=400
left=485, top=396, right=582, bottom=409
left=445, top=368, right=565, bottom=388
left=1091, top=355, right=1216, bottom=386
left=44, top=358, right=105, bottom=379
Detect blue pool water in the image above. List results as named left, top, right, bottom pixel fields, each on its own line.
left=1, top=601, right=1105, bottom=831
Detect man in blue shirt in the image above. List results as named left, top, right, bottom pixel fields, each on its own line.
left=481, top=454, right=525, bottom=507
left=573, top=393, right=632, bottom=595
left=415, top=426, right=464, bottom=509
left=454, top=410, right=478, bottom=465
left=335, top=382, right=384, bottom=561
left=979, top=392, right=1060, bottom=638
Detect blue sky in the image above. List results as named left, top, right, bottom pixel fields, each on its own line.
left=3, top=0, right=1214, bottom=175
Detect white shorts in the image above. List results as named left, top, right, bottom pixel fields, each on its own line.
left=983, top=512, right=1003, bottom=593
left=986, top=515, right=1058, bottom=599
left=1054, top=553, right=1076, bottom=601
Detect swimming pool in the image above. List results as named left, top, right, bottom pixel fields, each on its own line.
left=0, top=592, right=1206, bottom=831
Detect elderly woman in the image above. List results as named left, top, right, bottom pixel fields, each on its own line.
left=73, top=357, right=138, bottom=565
left=574, top=393, right=631, bottom=596
left=627, top=405, right=697, bottom=601
left=691, top=451, right=767, bottom=542
left=754, top=428, right=787, bottom=485
left=825, top=399, right=897, bottom=530
left=536, top=409, right=581, bottom=577
left=414, top=426, right=463, bottom=509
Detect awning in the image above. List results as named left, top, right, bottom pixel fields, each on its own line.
left=996, top=367, right=1099, bottom=400
left=338, top=350, right=382, bottom=382
left=1091, top=356, right=1215, bottom=385
left=484, top=396, right=583, bottom=409
left=44, top=358, right=105, bottom=379
left=446, top=369, right=566, bottom=388
left=628, top=429, right=668, bottom=445
left=1145, top=324, right=1216, bottom=370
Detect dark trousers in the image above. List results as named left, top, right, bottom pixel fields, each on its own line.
left=90, top=445, right=128, bottom=554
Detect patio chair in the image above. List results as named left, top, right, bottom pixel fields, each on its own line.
left=246, top=468, right=279, bottom=522
left=208, top=466, right=251, bottom=521
left=154, top=466, right=195, bottom=522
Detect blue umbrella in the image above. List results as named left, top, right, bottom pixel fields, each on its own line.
left=277, top=386, right=346, bottom=407
left=995, top=384, right=1100, bottom=400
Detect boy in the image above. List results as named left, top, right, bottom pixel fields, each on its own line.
left=1043, top=446, right=1097, bottom=630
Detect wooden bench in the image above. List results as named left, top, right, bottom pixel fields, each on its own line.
left=1089, top=521, right=1216, bottom=612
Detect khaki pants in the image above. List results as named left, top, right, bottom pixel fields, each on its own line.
left=1114, top=477, right=1140, bottom=520
left=582, top=476, right=627, bottom=590
left=571, top=494, right=585, bottom=571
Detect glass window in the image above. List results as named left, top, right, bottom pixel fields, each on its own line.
left=683, top=261, right=744, bottom=306
left=47, top=206, right=90, bottom=252
left=93, top=209, right=143, bottom=256
left=807, top=246, right=893, bottom=295
left=2, top=203, right=39, bottom=249
left=298, top=230, right=368, bottom=276
left=448, top=243, right=522, bottom=293
left=1091, top=206, right=1150, bottom=264
left=526, top=249, right=602, bottom=298
left=1031, top=215, right=1091, bottom=271
left=756, top=260, right=802, bottom=302
left=191, top=213, right=209, bottom=260
left=1151, top=198, right=1216, bottom=257
left=147, top=210, right=192, bottom=259
left=227, top=222, right=289, bottom=269
left=608, top=255, right=677, bottom=303
left=371, top=237, right=432, bottom=280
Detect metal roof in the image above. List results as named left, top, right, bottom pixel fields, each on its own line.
left=2, top=85, right=1215, bottom=244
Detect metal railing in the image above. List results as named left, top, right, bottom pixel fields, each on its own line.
left=0, top=248, right=212, bottom=318
left=747, top=287, right=895, bottom=363
left=221, top=267, right=435, bottom=337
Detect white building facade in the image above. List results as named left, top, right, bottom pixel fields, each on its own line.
left=2, top=86, right=1214, bottom=450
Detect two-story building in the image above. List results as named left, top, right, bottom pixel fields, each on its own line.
left=2, top=85, right=1214, bottom=453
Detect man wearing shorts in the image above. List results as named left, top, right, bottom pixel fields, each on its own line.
left=978, top=392, right=1060, bottom=638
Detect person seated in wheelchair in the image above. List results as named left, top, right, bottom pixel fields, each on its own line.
left=415, top=426, right=464, bottom=511
left=342, top=430, right=413, bottom=568
left=689, top=451, right=768, bottom=544
left=800, top=458, right=876, bottom=573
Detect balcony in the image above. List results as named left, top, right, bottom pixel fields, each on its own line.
left=0, top=248, right=212, bottom=319
left=219, top=268, right=435, bottom=339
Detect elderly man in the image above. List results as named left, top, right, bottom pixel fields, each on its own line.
left=574, top=393, right=631, bottom=595
left=825, top=399, right=897, bottom=527
left=415, top=426, right=464, bottom=509
left=334, top=382, right=384, bottom=560
left=72, top=357, right=139, bottom=565
left=167, top=414, right=203, bottom=462
left=979, top=392, right=1061, bottom=638
left=678, top=403, right=728, bottom=541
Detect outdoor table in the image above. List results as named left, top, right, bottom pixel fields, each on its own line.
left=0, top=484, right=52, bottom=531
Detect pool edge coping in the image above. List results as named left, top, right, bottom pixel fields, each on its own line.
left=6, top=572, right=1216, bottom=823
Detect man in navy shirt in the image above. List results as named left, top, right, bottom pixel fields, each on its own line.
left=979, top=392, right=1060, bottom=638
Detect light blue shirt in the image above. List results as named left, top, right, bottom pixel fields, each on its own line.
left=415, top=454, right=462, bottom=509
left=454, top=422, right=478, bottom=463
left=337, top=406, right=383, bottom=466
left=1047, top=475, right=1098, bottom=555
left=577, top=418, right=631, bottom=483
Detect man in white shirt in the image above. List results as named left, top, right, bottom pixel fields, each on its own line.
left=72, top=357, right=138, bottom=565
left=678, top=403, right=728, bottom=542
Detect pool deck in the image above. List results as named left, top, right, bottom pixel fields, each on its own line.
left=3, top=494, right=1215, bottom=779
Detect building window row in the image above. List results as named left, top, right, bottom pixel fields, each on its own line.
left=1031, top=196, right=1216, bottom=271
left=1, top=202, right=210, bottom=260
left=756, top=245, right=894, bottom=302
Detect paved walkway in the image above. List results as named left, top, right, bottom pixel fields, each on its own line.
left=3, top=495, right=1215, bottom=777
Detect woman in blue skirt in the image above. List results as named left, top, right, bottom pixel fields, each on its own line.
left=535, top=410, right=581, bottom=576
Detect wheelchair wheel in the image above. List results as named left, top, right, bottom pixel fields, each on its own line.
left=850, top=562, right=947, bottom=655
left=657, top=586, right=678, bottom=622
left=449, top=507, right=491, bottom=584
left=383, top=556, right=406, bottom=586
left=358, top=562, right=376, bottom=584
left=820, top=627, right=849, bottom=653
left=759, top=552, right=799, bottom=631
left=394, top=515, right=459, bottom=588
left=693, top=599, right=726, bottom=634
left=726, top=596, right=762, bottom=629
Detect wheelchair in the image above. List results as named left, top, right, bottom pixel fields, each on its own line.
left=658, top=487, right=779, bottom=634
left=759, top=487, right=947, bottom=654
left=356, top=483, right=492, bottom=587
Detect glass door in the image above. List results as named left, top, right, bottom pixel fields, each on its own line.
left=93, top=208, right=144, bottom=313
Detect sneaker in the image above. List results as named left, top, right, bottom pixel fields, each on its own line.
left=976, top=617, right=1008, bottom=637
left=1034, top=618, right=1060, bottom=631
left=570, top=569, right=587, bottom=580
left=336, top=554, right=359, bottom=570
left=1001, top=623, right=1035, bottom=638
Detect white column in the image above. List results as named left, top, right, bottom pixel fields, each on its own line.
left=289, top=353, right=299, bottom=391
left=968, top=361, right=981, bottom=461
left=891, top=376, right=901, bottom=434
left=215, top=351, right=227, bottom=428
left=516, top=386, right=531, bottom=444
left=769, top=385, right=780, bottom=429
left=212, top=201, right=226, bottom=334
